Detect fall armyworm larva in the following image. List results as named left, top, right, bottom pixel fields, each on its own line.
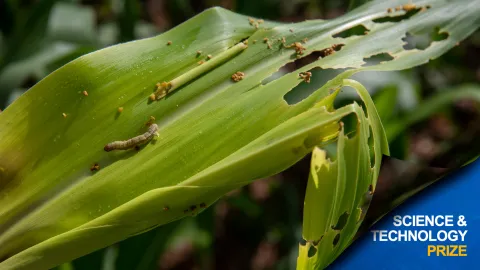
left=104, top=124, right=159, bottom=152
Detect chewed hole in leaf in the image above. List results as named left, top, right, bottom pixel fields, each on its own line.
left=333, top=24, right=369, bottom=38
left=361, top=52, right=394, bottom=67
left=262, top=49, right=327, bottom=86
left=318, top=44, right=344, bottom=58
left=312, top=236, right=323, bottom=246
left=368, top=125, right=375, bottom=167
left=403, top=28, right=449, bottom=50
left=373, top=7, right=421, bottom=23
left=362, top=189, right=373, bottom=207
left=338, top=113, right=358, bottom=138
left=264, top=43, right=344, bottom=87
left=331, top=211, right=349, bottom=230
left=300, top=238, right=307, bottom=246
left=308, top=245, right=317, bottom=257
left=333, top=233, right=341, bottom=246
left=261, top=62, right=294, bottom=85
left=284, top=67, right=350, bottom=105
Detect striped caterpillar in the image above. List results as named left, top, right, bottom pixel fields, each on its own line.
left=104, top=124, right=159, bottom=152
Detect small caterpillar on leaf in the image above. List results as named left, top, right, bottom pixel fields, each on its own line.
left=104, top=124, right=159, bottom=152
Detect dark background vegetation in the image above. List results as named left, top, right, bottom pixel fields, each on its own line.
left=0, top=0, right=479, bottom=269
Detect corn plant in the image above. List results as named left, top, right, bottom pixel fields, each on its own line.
left=0, top=0, right=478, bottom=269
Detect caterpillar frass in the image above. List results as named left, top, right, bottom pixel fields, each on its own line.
left=104, top=123, right=159, bottom=152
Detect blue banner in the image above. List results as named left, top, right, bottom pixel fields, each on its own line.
left=330, top=159, right=480, bottom=269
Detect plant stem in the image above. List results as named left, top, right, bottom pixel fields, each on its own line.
left=154, top=42, right=248, bottom=99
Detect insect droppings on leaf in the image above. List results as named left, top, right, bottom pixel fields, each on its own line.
left=248, top=17, right=261, bottom=29
left=163, top=206, right=170, bottom=211
left=231, top=71, right=245, bottom=82
left=167, top=41, right=172, bottom=45
left=200, top=203, right=207, bottom=208
left=319, top=44, right=343, bottom=58
left=284, top=42, right=306, bottom=56
left=402, top=3, right=416, bottom=11
left=146, top=116, right=156, bottom=126
left=190, top=205, right=197, bottom=211
left=155, top=82, right=172, bottom=100
left=299, top=72, right=312, bottom=83
left=90, top=163, right=100, bottom=172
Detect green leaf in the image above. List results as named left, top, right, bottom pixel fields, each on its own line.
left=0, top=1, right=478, bottom=268
left=297, top=79, right=388, bottom=269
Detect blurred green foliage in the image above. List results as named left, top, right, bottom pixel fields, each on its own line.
left=0, top=0, right=478, bottom=269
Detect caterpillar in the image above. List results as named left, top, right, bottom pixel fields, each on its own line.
left=104, top=123, right=159, bottom=152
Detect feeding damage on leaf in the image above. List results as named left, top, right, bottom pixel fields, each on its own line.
left=297, top=79, right=389, bottom=269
